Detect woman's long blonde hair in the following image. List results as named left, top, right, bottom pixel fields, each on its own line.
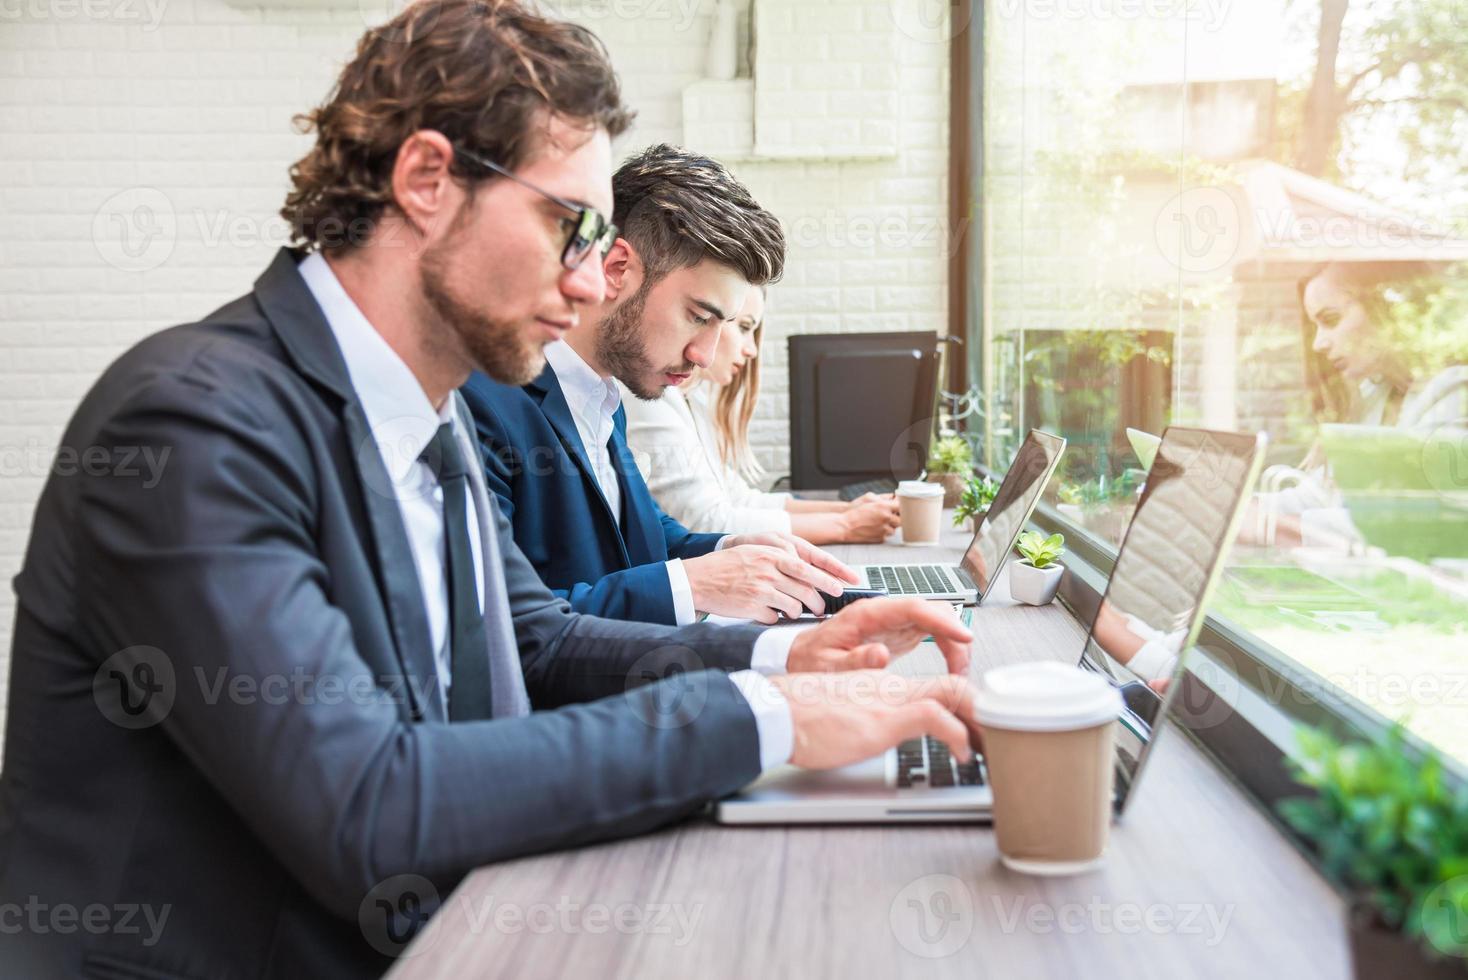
left=711, top=287, right=766, bottom=485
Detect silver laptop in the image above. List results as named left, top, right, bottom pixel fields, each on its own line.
left=716, top=426, right=1268, bottom=824
left=860, top=430, right=1066, bottom=604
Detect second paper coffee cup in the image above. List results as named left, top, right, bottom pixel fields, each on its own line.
left=974, top=661, right=1123, bottom=876
left=896, top=480, right=944, bottom=545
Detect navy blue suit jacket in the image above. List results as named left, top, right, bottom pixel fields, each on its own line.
left=462, top=366, right=725, bottom=624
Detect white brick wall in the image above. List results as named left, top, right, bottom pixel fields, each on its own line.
left=752, top=0, right=899, bottom=158
left=0, top=0, right=950, bottom=703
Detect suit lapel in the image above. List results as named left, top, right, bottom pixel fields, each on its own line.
left=525, top=368, right=629, bottom=563
left=339, top=403, right=443, bottom=722
left=253, top=248, right=440, bottom=722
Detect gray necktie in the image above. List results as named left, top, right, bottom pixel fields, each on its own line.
left=421, top=424, right=493, bottom=721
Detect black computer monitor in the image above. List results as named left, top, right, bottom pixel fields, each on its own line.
left=788, top=331, right=940, bottom=490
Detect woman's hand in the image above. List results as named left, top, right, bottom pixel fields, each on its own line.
left=839, top=494, right=901, bottom=543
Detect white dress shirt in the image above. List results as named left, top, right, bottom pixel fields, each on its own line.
left=544, top=340, right=624, bottom=524
left=299, top=251, right=482, bottom=709
left=299, top=258, right=792, bottom=769
left=621, top=382, right=793, bottom=534
left=544, top=341, right=709, bottom=625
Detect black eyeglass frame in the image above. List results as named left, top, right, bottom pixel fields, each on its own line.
left=452, top=144, right=618, bottom=271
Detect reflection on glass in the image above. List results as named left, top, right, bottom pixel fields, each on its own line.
left=1079, top=428, right=1265, bottom=802
left=982, top=0, right=1468, bottom=766
left=1248, top=262, right=1468, bottom=553
left=961, top=429, right=1066, bottom=598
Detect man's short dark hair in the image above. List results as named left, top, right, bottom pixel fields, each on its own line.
left=611, top=143, right=785, bottom=286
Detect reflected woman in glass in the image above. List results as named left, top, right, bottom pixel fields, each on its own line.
left=1257, top=261, right=1468, bottom=548
left=1299, top=261, right=1468, bottom=432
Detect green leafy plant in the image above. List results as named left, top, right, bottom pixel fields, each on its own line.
left=1014, top=530, right=1065, bottom=569
left=1278, top=724, right=1468, bottom=960
left=954, top=475, right=1000, bottom=527
left=1059, top=471, right=1142, bottom=509
left=926, top=436, right=974, bottom=476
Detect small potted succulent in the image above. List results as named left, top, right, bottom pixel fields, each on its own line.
left=926, top=436, right=974, bottom=508
left=1278, top=724, right=1468, bottom=979
left=1008, top=529, right=1065, bottom=605
left=953, top=475, right=1001, bottom=532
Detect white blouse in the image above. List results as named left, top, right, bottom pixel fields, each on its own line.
left=621, top=383, right=793, bottom=534
left=1357, top=364, right=1468, bottom=429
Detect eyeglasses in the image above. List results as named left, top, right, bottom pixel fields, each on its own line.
left=453, top=144, right=618, bottom=271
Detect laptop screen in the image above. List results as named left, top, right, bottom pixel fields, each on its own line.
left=1317, top=422, right=1468, bottom=564
left=1075, top=427, right=1266, bottom=813
left=959, top=430, right=1066, bottom=600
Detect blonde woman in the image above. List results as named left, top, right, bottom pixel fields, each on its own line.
left=623, top=287, right=901, bottom=543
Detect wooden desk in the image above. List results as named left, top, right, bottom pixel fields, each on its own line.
left=391, top=522, right=1350, bottom=979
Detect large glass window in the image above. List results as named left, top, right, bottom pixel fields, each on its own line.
left=978, top=0, right=1468, bottom=765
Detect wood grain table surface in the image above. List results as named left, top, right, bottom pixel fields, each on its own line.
left=391, top=519, right=1349, bottom=980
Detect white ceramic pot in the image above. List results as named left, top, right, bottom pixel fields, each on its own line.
left=1009, top=560, right=1064, bottom=606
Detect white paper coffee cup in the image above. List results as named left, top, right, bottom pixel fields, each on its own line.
left=974, top=661, right=1123, bottom=875
left=896, top=480, right=944, bottom=545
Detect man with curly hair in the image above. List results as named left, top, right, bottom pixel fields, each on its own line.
left=0, top=2, right=979, bottom=976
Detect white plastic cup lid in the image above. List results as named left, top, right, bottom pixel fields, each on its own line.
left=973, top=661, right=1122, bottom=732
left=896, top=480, right=945, bottom=498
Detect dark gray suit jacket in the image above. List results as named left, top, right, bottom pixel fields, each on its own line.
left=0, top=248, right=768, bottom=979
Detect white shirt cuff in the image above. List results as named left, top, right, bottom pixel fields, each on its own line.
left=714, top=535, right=733, bottom=551
left=1120, top=613, right=1184, bottom=682
left=726, top=669, right=793, bottom=772
left=749, top=622, right=815, bottom=675
left=665, top=559, right=697, bottom=626
left=1126, top=639, right=1177, bottom=682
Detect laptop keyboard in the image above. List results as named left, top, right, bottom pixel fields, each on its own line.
left=839, top=478, right=898, bottom=501
left=894, top=735, right=986, bottom=789
left=867, top=564, right=959, bottom=596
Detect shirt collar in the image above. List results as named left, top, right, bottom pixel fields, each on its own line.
left=544, top=339, right=621, bottom=426
left=297, top=251, right=454, bottom=486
